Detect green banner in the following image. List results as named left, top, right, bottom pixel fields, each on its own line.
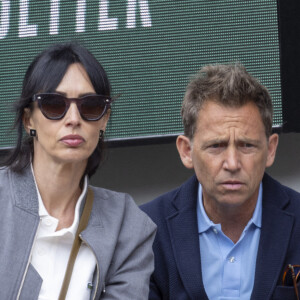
left=0, top=0, right=281, bottom=148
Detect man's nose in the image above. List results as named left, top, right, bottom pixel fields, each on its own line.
left=223, top=146, right=241, bottom=171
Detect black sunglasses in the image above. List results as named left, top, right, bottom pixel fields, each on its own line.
left=32, top=93, right=112, bottom=121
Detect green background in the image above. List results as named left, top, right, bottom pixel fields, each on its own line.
left=0, top=0, right=281, bottom=148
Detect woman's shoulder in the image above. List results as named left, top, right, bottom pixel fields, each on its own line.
left=0, top=166, right=9, bottom=174
left=90, top=185, right=129, bottom=201
left=89, top=185, right=155, bottom=228
left=0, top=167, right=10, bottom=184
left=89, top=185, right=134, bottom=209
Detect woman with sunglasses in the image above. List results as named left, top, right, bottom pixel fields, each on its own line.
left=0, top=42, right=156, bottom=300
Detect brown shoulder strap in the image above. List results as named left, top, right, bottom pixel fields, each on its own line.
left=58, top=187, right=94, bottom=300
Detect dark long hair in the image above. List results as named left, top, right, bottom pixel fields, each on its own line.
left=1, top=42, right=111, bottom=178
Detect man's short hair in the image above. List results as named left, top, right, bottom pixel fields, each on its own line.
left=182, top=63, right=273, bottom=139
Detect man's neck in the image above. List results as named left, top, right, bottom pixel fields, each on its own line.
left=202, top=194, right=259, bottom=243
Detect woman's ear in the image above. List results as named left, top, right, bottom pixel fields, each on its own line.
left=100, top=109, right=111, bottom=132
left=22, top=108, right=33, bottom=134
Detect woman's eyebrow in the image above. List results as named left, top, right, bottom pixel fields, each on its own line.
left=54, top=91, right=97, bottom=97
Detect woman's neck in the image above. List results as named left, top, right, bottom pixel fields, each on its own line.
left=32, top=160, right=86, bottom=229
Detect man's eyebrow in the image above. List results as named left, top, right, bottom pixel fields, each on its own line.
left=201, top=138, right=228, bottom=147
left=201, top=137, right=264, bottom=147
left=236, top=137, right=263, bottom=145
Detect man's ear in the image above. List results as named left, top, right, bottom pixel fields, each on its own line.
left=266, top=133, right=279, bottom=167
left=22, top=108, right=33, bottom=134
left=176, top=135, right=194, bottom=169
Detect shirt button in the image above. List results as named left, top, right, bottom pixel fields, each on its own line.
left=229, top=256, right=236, bottom=263
left=213, top=228, right=218, bottom=234
left=44, top=218, right=52, bottom=226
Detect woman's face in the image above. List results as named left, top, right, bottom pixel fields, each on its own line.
left=24, top=63, right=110, bottom=169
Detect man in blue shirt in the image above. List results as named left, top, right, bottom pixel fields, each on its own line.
left=141, top=64, right=300, bottom=299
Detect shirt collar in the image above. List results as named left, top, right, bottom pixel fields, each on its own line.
left=31, top=164, right=88, bottom=236
left=197, top=182, right=263, bottom=234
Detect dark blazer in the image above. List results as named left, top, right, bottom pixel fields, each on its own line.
left=141, top=173, right=300, bottom=300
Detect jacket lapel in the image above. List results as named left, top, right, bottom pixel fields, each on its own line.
left=166, top=176, right=208, bottom=300
left=251, top=174, right=294, bottom=300
left=6, top=167, right=41, bottom=299
left=12, top=165, right=39, bottom=213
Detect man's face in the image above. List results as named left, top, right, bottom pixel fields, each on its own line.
left=177, top=100, right=278, bottom=212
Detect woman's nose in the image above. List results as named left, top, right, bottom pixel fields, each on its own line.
left=64, top=102, right=82, bottom=125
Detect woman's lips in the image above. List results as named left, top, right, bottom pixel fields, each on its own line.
left=60, top=135, right=85, bottom=147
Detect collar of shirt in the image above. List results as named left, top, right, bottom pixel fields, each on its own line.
left=197, top=183, right=263, bottom=299
left=30, top=164, right=88, bottom=238
left=197, top=182, right=262, bottom=235
left=30, top=165, right=95, bottom=300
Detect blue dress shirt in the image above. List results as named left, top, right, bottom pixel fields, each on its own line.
left=197, top=183, right=262, bottom=300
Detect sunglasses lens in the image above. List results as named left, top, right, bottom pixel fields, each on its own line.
left=39, top=94, right=66, bottom=119
left=80, top=96, right=106, bottom=120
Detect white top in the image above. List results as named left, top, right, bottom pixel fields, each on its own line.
left=30, top=168, right=97, bottom=300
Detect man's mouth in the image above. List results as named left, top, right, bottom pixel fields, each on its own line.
left=221, top=181, right=244, bottom=190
